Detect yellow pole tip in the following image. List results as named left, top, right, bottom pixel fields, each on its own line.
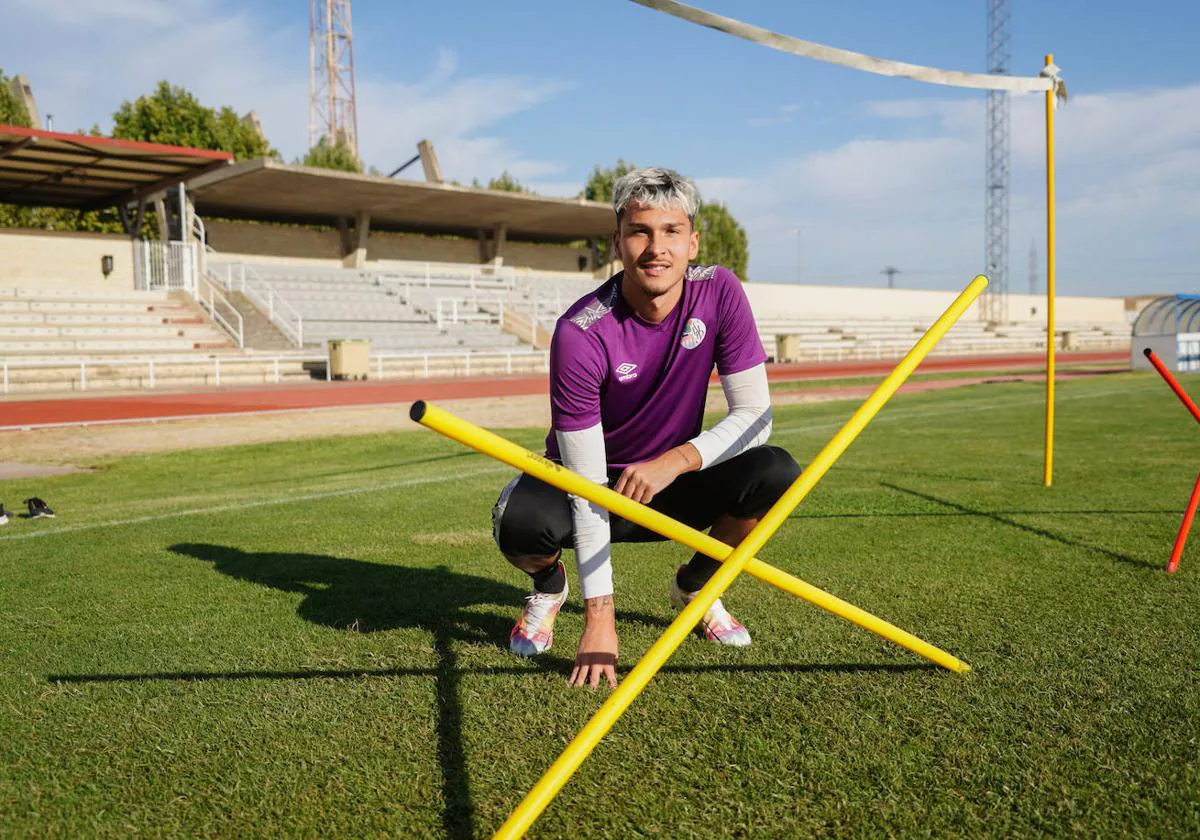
left=410, top=401, right=427, bottom=422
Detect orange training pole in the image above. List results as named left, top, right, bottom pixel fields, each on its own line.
left=1144, top=348, right=1200, bottom=424
left=1168, top=472, right=1200, bottom=574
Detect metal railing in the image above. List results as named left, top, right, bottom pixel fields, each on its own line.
left=134, top=240, right=198, bottom=293
left=368, top=348, right=549, bottom=379
left=374, top=261, right=519, bottom=288
left=765, top=333, right=1133, bottom=364
left=1, top=348, right=551, bottom=395
left=216, top=264, right=305, bottom=347
left=0, top=353, right=320, bottom=394
left=197, top=273, right=245, bottom=348
left=433, top=296, right=507, bottom=329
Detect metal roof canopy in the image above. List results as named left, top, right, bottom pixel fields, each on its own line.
left=184, top=158, right=615, bottom=243
left=1132, top=294, right=1200, bottom=337
left=0, top=125, right=233, bottom=210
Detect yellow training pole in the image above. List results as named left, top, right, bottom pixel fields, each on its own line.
left=483, top=274, right=986, bottom=840
left=411, top=404, right=970, bottom=674
left=1043, top=53, right=1057, bottom=487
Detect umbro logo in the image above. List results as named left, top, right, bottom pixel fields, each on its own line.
left=616, top=362, right=639, bottom=383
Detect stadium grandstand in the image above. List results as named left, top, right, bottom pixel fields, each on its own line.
left=0, top=124, right=1134, bottom=397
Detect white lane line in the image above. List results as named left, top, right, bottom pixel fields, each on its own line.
left=0, top=466, right=509, bottom=543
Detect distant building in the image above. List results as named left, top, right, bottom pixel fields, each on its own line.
left=7, top=73, right=40, bottom=129
left=241, top=110, right=265, bottom=143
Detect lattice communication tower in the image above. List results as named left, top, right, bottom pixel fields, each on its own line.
left=309, top=0, right=359, bottom=158
left=982, top=0, right=1011, bottom=322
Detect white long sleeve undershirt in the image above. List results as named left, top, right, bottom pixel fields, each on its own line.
left=556, top=423, right=613, bottom=600
left=556, top=363, right=773, bottom=600
left=688, top=363, right=773, bottom=469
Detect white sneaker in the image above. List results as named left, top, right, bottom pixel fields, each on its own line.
left=509, top=566, right=569, bottom=657
left=669, top=566, right=752, bottom=647
left=0, top=503, right=8, bottom=525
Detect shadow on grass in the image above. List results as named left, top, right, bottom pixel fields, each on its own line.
left=879, top=483, right=1157, bottom=570
left=833, top=465, right=1018, bottom=484
left=168, top=542, right=532, bottom=840
left=157, top=543, right=668, bottom=839
left=790, top=508, right=1174, bottom=521
left=169, top=542, right=523, bottom=636
left=61, top=543, right=933, bottom=838
left=47, top=660, right=934, bottom=684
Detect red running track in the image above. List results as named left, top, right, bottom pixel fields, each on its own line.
left=0, top=351, right=1127, bottom=430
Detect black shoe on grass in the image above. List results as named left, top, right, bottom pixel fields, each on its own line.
left=25, top=498, right=54, bottom=519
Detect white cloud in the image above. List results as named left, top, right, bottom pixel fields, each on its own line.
left=2, top=1, right=1195, bottom=295
left=1, top=1, right=567, bottom=183
left=10, top=0, right=193, bottom=27
left=701, top=84, right=1200, bottom=294
left=354, top=72, right=568, bottom=182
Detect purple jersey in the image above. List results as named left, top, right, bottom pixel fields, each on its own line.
left=545, top=264, right=766, bottom=469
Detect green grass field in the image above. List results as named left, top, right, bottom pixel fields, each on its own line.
left=2, top=370, right=1199, bottom=838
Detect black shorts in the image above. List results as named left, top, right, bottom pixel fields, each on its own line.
left=491, top=445, right=801, bottom=557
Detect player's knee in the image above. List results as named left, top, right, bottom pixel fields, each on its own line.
left=492, top=475, right=570, bottom=557
left=760, top=446, right=802, bottom=495
left=496, top=514, right=553, bottom=557
left=729, top=446, right=801, bottom=518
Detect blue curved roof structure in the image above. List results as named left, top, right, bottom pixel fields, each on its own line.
left=1132, top=295, right=1200, bottom=337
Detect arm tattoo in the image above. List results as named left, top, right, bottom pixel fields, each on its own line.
left=585, top=595, right=614, bottom=616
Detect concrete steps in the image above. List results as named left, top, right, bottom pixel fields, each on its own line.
left=0, top=287, right=239, bottom=360
left=217, top=262, right=529, bottom=356
left=0, top=338, right=202, bottom=353
left=226, top=291, right=296, bottom=352
left=0, top=324, right=214, bottom=339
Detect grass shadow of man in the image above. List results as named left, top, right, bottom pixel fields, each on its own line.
left=170, top=541, right=527, bottom=640
left=169, top=541, right=533, bottom=840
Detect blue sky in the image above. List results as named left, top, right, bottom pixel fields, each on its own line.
left=3, top=0, right=1199, bottom=296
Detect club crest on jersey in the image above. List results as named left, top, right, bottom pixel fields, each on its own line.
left=681, top=318, right=707, bottom=350
left=615, top=362, right=639, bottom=383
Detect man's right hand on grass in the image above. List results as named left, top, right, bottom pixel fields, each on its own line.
left=570, top=595, right=619, bottom=689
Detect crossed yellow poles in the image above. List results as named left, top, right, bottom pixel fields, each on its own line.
left=411, top=274, right=987, bottom=839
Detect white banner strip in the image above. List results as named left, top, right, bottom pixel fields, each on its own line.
left=631, top=0, right=1056, bottom=93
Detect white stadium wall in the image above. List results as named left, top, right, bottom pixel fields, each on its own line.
left=0, top=228, right=135, bottom=289
left=0, top=226, right=1130, bottom=329
left=742, top=282, right=1128, bottom=326
left=205, top=220, right=588, bottom=272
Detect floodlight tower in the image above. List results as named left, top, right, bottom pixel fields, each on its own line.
left=309, top=0, right=359, bottom=158
left=982, top=0, right=1011, bottom=322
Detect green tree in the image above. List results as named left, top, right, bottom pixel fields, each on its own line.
left=302, top=136, right=361, bottom=172
left=0, top=68, right=32, bottom=127
left=582, top=158, right=637, bottom=205
left=486, top=170, right=531, bottom=193
left=695, top=200, right=749, bottom=280
left=112, top=81, right=276, bottom=160
left=582, top=159, right=637, bottom=264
